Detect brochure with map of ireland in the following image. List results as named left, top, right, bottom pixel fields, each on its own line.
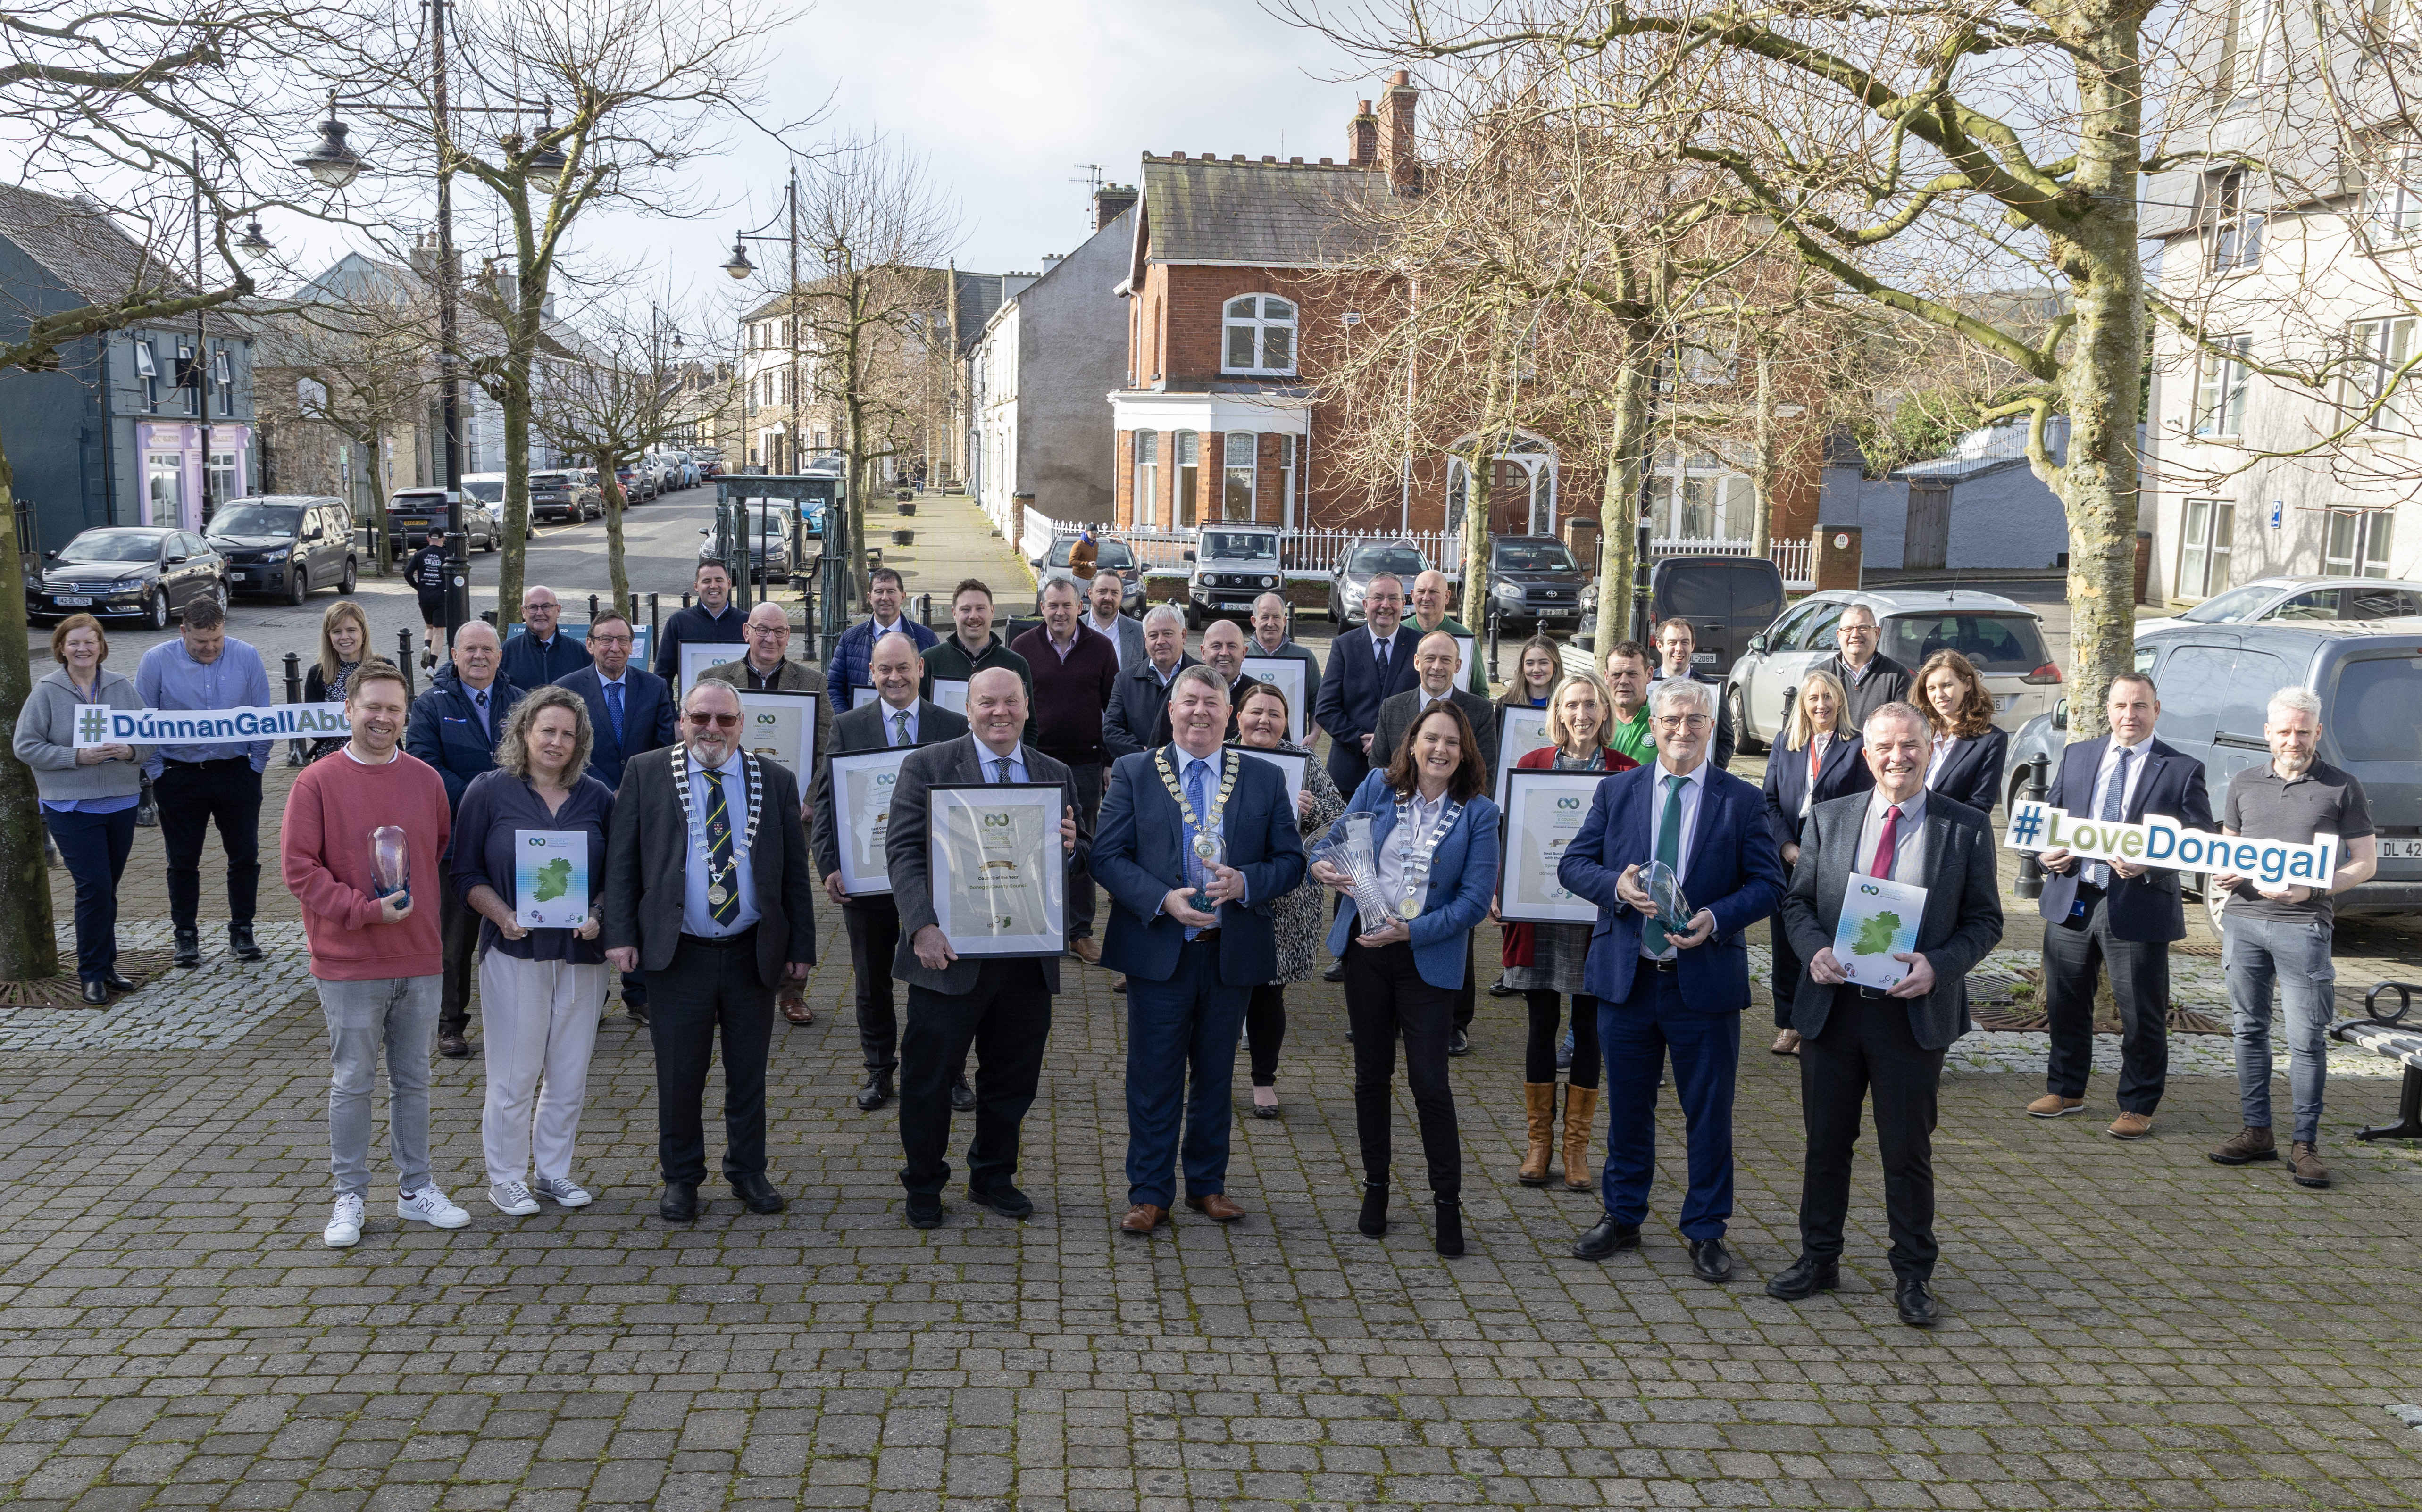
left=1831, top=874, right=1928, bottom=990
left=513, top=830, right=590, bottom=930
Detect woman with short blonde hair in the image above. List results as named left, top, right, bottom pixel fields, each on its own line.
left=1761, top=666, right=1874, bottom=1055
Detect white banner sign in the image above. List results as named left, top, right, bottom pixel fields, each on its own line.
left=74, top=702, right=347, bottom=748
left=2002, top=799, right=2338, bottom=890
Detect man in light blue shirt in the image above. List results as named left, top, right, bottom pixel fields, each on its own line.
left=134, top=596, right=272, bottom=968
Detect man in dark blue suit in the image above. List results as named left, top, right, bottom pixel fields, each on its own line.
left=1094, top=665, right=1305, bottom=1234
left=2028, top=672, right=2212, bottom=1138
left=556, top=609, right=676, bottom=1022
left=1558, top=676, right=1786, bottom=1282
left=1312, top=573, right=1421, bottom=796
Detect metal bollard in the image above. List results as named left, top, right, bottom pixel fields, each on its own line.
left=587, top=592, right=599, bottom=620
left=648, top=592, right=660, bottom=641
left=682, top=591, right=693, bottom=610
left=398, top=627, right=418, bottom=699
left=283, top=652, right=306, bottom=765
left=2014, top=753, right=2050, bottom=898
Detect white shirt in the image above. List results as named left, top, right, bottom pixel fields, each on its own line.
left=877, top=698, right=919, bottom=747
left=2084, top=734, right=2156, bottom=886
left=1639, top=758, right=1711, bottom=960
left=1924, top=731, right=1955, bottom=789
left=1370, top=787, right=1446, bottom=927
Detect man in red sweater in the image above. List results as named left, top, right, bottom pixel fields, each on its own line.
left=1011, top=575, right=1120, bottom=963
left=281, top=660, right=472, bottom=1248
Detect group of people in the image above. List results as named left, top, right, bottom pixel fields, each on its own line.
left=15, top=557, right=2377, bottom=1301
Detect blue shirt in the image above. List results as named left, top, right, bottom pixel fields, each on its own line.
left=970, top=738, right=1027, bottom=785
left=874, top=699, right=920, bottom=747
left=135, top=636, right=274, bottom=775
left=680, top=753, right=760, bottom=937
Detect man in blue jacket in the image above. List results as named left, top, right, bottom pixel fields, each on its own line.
left=497, top=584, right=592, bottom=690
left=1558, top=676, right=1785, bottom=1283
left=404, top=620, right=524, bottom=1056
left=826, top=566, right=938, bottom=713
left=1092, top=666, right=1304, bottom=1235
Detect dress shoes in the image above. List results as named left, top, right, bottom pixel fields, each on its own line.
left=1321, top=960, right=1345, bottom=983
left=228, top=922, right=263, bottom=962
left=855, top=1071, right=894, bottom=1112
left=626, top=999, right=650, bottom=1027
left=905, top=1194, right=945, bottom=1230
left=172, top=928, right=201, bottom=969
left=1184, top=1192, right=1246, bottom=1222
left=967, top=1183, right=1035, bottom=1219
left=1894, top=1277, right=1939, bottom=1327
left=1446, top=1027, right=1471, bottom=1057
left=1488, top=974, right=1518, bottom=998
left=660, top=1182, right=701, bottom=1224
left=1688, top=1237, right=1734, bottom=1283
left=949, top=1075, right=977, bottom=1112
left=1069, top=936, right=1103, bottom=965
left=102, top=970, right=137, bottom=992
left=779, top=992, right=813, bottom=1025
left=80, top=979, right=110, bottom=1005
left=1119, top=1202, right=1169, bottom=1235
left=437, top=1032, right=470, bottom=1058
left=1572, top=1214, right=1642, bottom=1260
left=1764, top=1254, right=1842, bottom=1301
left=730, top=1173, right=786, bottom=1214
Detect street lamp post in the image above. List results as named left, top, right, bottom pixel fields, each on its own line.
left=719, top=164, right=801, bottom=476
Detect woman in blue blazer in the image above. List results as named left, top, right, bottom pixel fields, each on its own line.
left=1316, top=701, right=1499, bottom=1257
left=1916, top=650, right=2010, bottom=818
left=1760, top=669, right=1874, bottom=1053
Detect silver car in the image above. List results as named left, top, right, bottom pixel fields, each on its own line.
left=2135, top=574, right=2422, bottom=635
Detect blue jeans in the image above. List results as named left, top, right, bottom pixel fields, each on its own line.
left=1599, top=967, right=1740, bottom=1240
left=43, top=806, right=135, bottom=982
left=2222, top=913, right=2336, bottom=1144
left=1124, top=937, right=1249, bottom=1209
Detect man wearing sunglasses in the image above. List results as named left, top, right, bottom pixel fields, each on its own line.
left=605, top=679, right=818, bottom=1225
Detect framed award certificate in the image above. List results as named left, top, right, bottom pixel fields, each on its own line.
left=1238, top=656, right=1310, bottom=744
left=927, top=782, right=1066, bottom=956
left=679, top=642, right=735, bottom=695
left=736, top=690, right=818, bottom=780
left=828, top=748, right=912, bottom=895
left=930, top=677, right=969, bottom=716
left=1453, top=634, right=1476, bottom=692
left=1229, top=743, right=1307, bottom=813
left=1498, top=770, right=1604, bottom=924
left=1494, top=705, right=1554, bottom=811
left=512, top=829, right=589, bottom=929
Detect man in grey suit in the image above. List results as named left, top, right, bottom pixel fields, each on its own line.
left=1771, top=701, right=2004, bottom=1327
left=885, top=667, right=1086, bottom=1230
left=813, top=631, right=969, bottom=1112
left=1372, top=631, right=1501, bottom=776
left=1085, top=571, right=1147, bottom=671
left=604, top=679, right=818, bottom=1225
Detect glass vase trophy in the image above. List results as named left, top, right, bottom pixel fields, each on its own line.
left=370, top=825, right=410, bottom=905
left=1310, top=812, right=1396, bottom=927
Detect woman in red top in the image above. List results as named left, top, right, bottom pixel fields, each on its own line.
left=1499, top=669, right=1636, bottom=1189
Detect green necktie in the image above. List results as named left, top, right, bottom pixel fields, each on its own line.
left=1644, top=773, right=1687, bottom=954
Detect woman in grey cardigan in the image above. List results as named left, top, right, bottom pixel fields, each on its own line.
left=1235, top=683, right=1344, bottom=1120
left=13, top=614, right=152, bottom=1002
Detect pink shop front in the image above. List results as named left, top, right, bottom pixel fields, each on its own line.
left=135, top=422, right=251, bottom=532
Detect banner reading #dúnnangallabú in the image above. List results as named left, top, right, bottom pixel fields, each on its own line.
left=72, top=702, right=349, bottom=748
left=2002, top=798, right=2338, bottom=890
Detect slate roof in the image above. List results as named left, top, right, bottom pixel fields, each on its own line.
left=1133, top=155, right=1389, bottom=274
left=0, top=181, right=192, bottom=306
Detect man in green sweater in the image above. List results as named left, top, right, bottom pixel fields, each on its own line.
left=919, top=578, right=1033, bottom=712
left=1411, top=568, right=1490, bottom=697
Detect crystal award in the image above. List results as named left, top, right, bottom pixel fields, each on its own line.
left=370, top=825, right=410, bottom=904
left=1309, top=811, right=1396, bottom=928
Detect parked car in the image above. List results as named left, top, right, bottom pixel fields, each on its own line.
left=2136, top=574, right=2422, bottom=635
left=1480, top=534, right=1589, bottom=631
left=461, top=473, right=507, bottom=511
left=526, top=469, right=600, bottom=524
left=1327, top=539, right=1430, bottom=625
left=1724, top=587, right=2058, bottom=752
left=1579, top=554, right=1786, bottom=672
left=2003, top=617, right=2422, bottom=917
left=692, top=447, right=725, bottom=478
left=613, top=463, right=657, bottom=503
left=1032, top=535, right=1147, bottom=616
left=31, top=526, right=224, bottom=630
left=206, top=495, right=358, bottom=604
left=698, top=502, right=795, bottom=583
left=1186, top=523, right=1284, bottom=629
left=386, top=489, right=502, bottom=557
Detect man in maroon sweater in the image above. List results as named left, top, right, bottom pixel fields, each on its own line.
left=1011, top=574, right=1120, bottom=963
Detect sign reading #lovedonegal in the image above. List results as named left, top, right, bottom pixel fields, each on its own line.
left=2002, top=798, right=2338, bottom=890
left=72, top=702, right=350, bottom=748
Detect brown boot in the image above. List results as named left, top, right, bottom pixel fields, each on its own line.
left=2287, top=1141, right=2331, bottom=1188
left=1561, top=1084, right=1599, bottom=1191
left=1518, top=1083, right=1556, bottom=1186
left=2208, top=1126, right=2276, bottom=1165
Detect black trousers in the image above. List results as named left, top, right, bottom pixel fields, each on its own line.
left=646, top=930, right=776, bottom=1186
left=156, top=757, right=260, bottom=932
left=2041, top=888, right=2170, bottom=1113
left=1798, top=985, right=1947, bottom=1281
left=844, top=898, right=903, bottom=1072
left=1065, top=761, right=1101, bottom=940
left=1344, top=939, right=1461, bottom=1202
left=1245, top=982, right=1287, bottom=1087
left=438, top=881, right=480, bottom=1035
left=898, top=959, right=1051, bottom=1198
left=1768, top=915, right=1804, bottom=1029
left=44, top=806, right=135, bottom=982
left=1524, top=991, right=1600, bottom=1087
left=1453, top=946, right=1478, bottom=1032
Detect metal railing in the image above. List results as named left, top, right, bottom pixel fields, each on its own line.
left=1020, top=510, right=1458, bottom=582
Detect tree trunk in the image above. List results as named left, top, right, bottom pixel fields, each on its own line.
left=364, top=429, right=392, bottom=578
left=498, top=360, right=533, bottom=631
left=0, top=425, right=64, bottom=981
left=1591, top=340, right=1653, bottom=650
left=602, top=462, right=631, bottom=610
left=1751, top=341, right=1775, bottom=561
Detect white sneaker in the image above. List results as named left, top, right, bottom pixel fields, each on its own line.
left=395, top=1185, right=471, bottom=1229
left=323, top=1193, right=365, bottom=1248
left=488, top=1179, right=540, bottom=1216
left=532, top=1175, right=594, bottom=1208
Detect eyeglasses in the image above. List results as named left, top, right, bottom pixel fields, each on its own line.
left=687, top=712, right=742, bottom=728
left=1652, top=714, right=1712, bottom=731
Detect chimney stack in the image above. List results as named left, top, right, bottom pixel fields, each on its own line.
left=1093, top=182, right=1138, bottom=231
left=1347, top=99, right=1378, bottom=167
left=1378, top=69, right=1421, bottom=194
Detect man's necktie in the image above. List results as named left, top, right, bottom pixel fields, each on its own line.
left=1644, top=773, right=1687, bottom=954
left=1870, top=802, right=1902, bottom=879
left=1375, top=639, right=1389, bottom=676
left=604, top=681, right=625, bottom=743
left=894, top=710, right=911, bottom=747
left=991, top=757, right=1009, bottom=783
left=473, top=687, right=489, bottom=736
left=1186, top=759, right=1212, bottom=893
left=2090, top=747, right=2131, bottom=887
left=704, top=772, right=739, bottom=924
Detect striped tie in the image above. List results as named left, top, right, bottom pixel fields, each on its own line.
left=704, top=773, right=739, bottom=924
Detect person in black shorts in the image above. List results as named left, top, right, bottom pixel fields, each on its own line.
left=405, top=540, right=449, bottom=667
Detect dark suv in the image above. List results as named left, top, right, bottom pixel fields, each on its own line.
left=1482, top=535, right=1588, bottom=630
left=1578, top=554, right=1785, bottom=675
left=208, top=495, right=358, bottom=604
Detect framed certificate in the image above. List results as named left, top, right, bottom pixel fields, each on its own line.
left=1453, top=634, right=1476, bottom=691
left=1239, top=656, right=1310, bottom=744
left=1495, top=705, right=1554, bottom=812
left=680, top=642, right=736, bottom=695
left=930, top=677, right=969, bottom=716
left=512, top=829, right=589, bottom=929
left=1229, top=743, right=1307, bottom=814
left=828, top=748, right=911, bottom=895
left=928, top=782, right=1066, bottom=956
left=736, top=690, right=818, bottom=780
left=1498, top=770, right=1604, bottom=924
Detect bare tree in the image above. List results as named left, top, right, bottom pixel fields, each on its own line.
left=531, top=299, right=705, bottom=606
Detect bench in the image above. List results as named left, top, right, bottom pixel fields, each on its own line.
left=2331, top=983, right=2422, bottom=1141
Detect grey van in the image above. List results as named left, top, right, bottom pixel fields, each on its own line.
left=208, top=495, right=358, bottom=604
left=2004, top=618, right=2422, bottom=916
left=1576, top=555, right=1785, bottom=678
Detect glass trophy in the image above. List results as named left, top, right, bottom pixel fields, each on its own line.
left=370, top=825, right=410, bottom=904
left=1645, top=860, right=1691, bottom=935
left=1310, top=812, right=1396, bottom=927
left=1190, top=831, right=1224, bottom=915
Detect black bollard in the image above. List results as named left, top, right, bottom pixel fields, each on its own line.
left=398, top=627, right=418, bottom=699
left=283, top=652, right=306, bottom=766
left=587, top=592, right=599, bottom=620
left=2014, top=753, right=2050, bottom=899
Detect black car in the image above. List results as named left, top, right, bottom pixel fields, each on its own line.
left=208, top=495, right=358, bottom=605
left=1482, top=534, right=1588, bottom=630
left=526, top=470, right=600, bottom=524
left=1578, top=553, right=1785, bottom=676
left=32, top=526, right=225, bottom=630
left=385, top=489, right=502, bottom=558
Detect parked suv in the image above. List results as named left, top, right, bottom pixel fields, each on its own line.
left=1185, top=524, right=1283, bottom=629
left=386, top=489, right=502, bottom=558
left=1328, top=539, right=1430, bottom=625
left=1724, top=587, right=2056, bottom=752
left=208, top=495, right=358, bottom=604
left=1032, top=535, right=1147, bottom=616
left=2004, top=618, right=2422, bottom=917
left=1576, top=553, right=1786, bottom=673
left=526, top=469, right=600, bottom=524
left=1482, top=535, right=1588, bottom=630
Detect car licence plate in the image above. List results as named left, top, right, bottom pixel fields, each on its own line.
left=1693, top=651, right=1716, bottom=665
left=2380, top=839, right=2422, bottom=860
left=55, top=595, right=92, bottom=606
left=1996, top=694, right=2014, bottom=712
left=229, top=570, right=250, bottom=581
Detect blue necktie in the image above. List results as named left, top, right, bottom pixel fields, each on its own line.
left=604, top=681, right=625, bottom=742
left=1186, top=758, right=1214, bottom=936
left=2091, top=748, right=2131, bottom=887
left=472, top=687, right=490, bottom=737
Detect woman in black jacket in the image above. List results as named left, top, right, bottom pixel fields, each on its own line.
left=301, top=599, right=372, bottom=763
left=1760, top=667, right=1873, bottom=1054
left=1915, top=649, right=2009, bottom=817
